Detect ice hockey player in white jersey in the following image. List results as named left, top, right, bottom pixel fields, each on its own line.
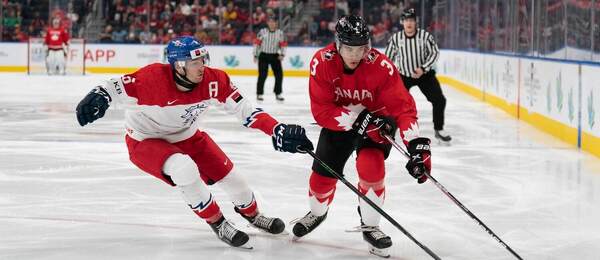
left=75, top=36, right=314, bottom=249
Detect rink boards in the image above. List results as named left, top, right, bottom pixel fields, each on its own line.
left=437, top=50, right=600, bottom=158
left=0, top=42, right=598, bottom=158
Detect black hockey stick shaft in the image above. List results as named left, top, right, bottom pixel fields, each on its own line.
left=301, top=148, right=441, bottom=260
left=384, top=135, right=523, bottom=260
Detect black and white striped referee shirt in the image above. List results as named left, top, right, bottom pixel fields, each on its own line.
left=384, top=28, right=440, bottom=77
left=253, top=28, right=287, bottom=57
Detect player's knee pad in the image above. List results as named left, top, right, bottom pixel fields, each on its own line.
left=356, top=148, right=385, bottom=182
left=163, top=153, right=200, bottom=186
left=217, top=169, right=253, bottom=206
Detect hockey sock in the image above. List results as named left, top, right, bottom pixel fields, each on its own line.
left=356, top=148, right=386, bottom=226
left=309, top=171, right=337, bottom=216
left=163, top=153, right=223, bottom=224
left=217, top=170, right=258, bottom=217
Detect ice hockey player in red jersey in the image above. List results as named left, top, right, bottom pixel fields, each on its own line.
left=44, top=17, right=70, bottom=75
left=75, top=36, right=314, bottom=249
left=291, top=15, right=432, bottom=258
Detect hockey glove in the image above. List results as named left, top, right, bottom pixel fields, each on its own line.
left=352, top=110, right=396, bottom=143
left=272, top=124, right=314, bottom=153
left=76, top=86, right=111, bottom=126
left=405, top=137, right=432, bottom=184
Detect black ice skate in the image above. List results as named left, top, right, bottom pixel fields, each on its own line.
left=291, top=211, right=328, bottom=240
left=209, top=217, right=252, bottom=249
left=354, top=206, right=392, bottom=258
left=361, top=225, right=392, bottom=258
left=275, top=94, right=285, bottom=102
left=435, top=130, right=452, bottom=143
left=235, top=208, right=286, bottom=234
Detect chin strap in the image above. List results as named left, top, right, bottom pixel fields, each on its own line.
left=172, top=67, right=197, bottom=91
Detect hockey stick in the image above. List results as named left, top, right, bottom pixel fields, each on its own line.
left=299, top=147, right=441, bottom=260
left=383, top=135, right=523, bottom=260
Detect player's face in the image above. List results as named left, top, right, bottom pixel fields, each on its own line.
left=183, top=58, right=205, bottom=83
left=403, top=18, right=417, bottom=34
left=339, top=44, right=370, bottom=69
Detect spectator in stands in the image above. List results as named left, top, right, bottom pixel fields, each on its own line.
left=179, top=0, right=192, bottom=16
left=336, top=0, right=349, bottom=16
left=180, top=23, right=193, bottom=37
left=220, top=23, right=237, bottom=45
left=139, top=27, right=153, bottom=44
left=112, top=26, right=127, bottom=43
left=12, top=25, right=28, bottom=42
left=194, top=24, right=212, bottom=44
left=252, top=6, right=267, bottom=29
left=3, top=8, right=22, bottom=30
left=30, top=11, right=46, bottom=36
left=99, top=25, right=114, bottom=43
left=66, top=2, right=79, bottom=33
left=126, top=24, right=139, bottom=43
left=222, top=2, right=238, bottom=22
left=240, top=27, right=255, bottom=45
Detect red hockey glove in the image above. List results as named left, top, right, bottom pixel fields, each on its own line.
left=352, top=110, right=396, bottom=143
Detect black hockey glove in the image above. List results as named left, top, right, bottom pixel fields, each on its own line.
left=405, top=137, right=432, bottom=184
left=76, top=87, right=111, bottom=126
left=352, top=110, right=396, bottom=143
left=272, top=124, right=314, bottom=153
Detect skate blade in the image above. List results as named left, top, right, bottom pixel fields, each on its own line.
left=291, top=235, right=304, bottom=242
left=236, top=238, right=254, bottom=250
left=368, top=246, right=390, bottom=258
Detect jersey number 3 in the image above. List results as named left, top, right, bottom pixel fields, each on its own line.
left=380, top=60, right=394, bottom=76
left=310, top=58, right=319, bottom=76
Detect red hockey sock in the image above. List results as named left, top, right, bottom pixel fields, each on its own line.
left=192, top=200, right=223, bottom=224
left=235, top=196, right=258, bottom=218
left=309, top=171, right=338, bottom=204
left=356, top=148, right=386, bottom=196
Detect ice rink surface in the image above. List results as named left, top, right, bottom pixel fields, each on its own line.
left=1, top=73, right=599, bottom=260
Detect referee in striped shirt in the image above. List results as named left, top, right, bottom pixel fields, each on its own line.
left=385, top=8, right=451, bottom=142
left=253, top=17, right=287, bottom=102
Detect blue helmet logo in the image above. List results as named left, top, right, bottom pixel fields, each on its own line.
left=166, top=36, right=210, bottom=66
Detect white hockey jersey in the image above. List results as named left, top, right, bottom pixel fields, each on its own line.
left=101, top=63, right=279, bottom=143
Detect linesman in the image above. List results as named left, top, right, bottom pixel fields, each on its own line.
left=385, top=8, right=451, bottom=142
left=253, top=17, right=287, bottom=102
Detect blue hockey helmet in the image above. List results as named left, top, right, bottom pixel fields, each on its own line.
left=166, top=36, right=210, bottom=67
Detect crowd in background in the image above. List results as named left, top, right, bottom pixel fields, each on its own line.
left=1, top=0, right=599, bottom=57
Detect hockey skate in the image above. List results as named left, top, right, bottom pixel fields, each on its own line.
left=361, top=225, right=392, bottom=258
left=435, top=130, right=452, bottom=144
left=235, top=208, right=286, bottom=235
left=209, top=217, right=253, bottom=249
left=290, top=211, right=328, bottom=240
left=351, top=207, right=392, bottom=258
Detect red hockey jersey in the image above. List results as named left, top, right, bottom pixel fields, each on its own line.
left=308, top=43, right=420, bottom=143
left=101, top=63, right=278, bottom=142
left=45, top=27, right=70, bottom=49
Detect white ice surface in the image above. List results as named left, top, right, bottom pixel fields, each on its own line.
left=0, top=73, right=599, bottom=260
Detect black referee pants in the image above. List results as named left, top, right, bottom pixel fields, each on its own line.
left=256, top=53, right=283, bottom=95
left=401, top=70, right=447, bottom=131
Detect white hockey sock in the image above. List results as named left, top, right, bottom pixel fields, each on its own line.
left=358, top=180, right=385, bottom=226
left=217, top=170, right=255, bottom=209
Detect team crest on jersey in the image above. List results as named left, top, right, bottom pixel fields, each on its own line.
left=181, top=103, right=208, bottom=126
left=321, top=49, right=336, bottom=61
